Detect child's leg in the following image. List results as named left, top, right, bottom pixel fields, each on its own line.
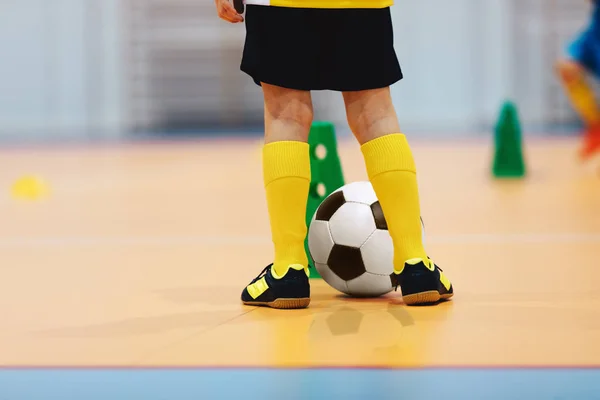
left=241, top=83, right=313, bottom=309
left=557, top=30, right=600, bottom=159
left=343, top=87, right=453, bottom=305
left=556, top=58, right=600, bottom=127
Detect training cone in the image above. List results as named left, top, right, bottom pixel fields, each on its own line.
left=492, top=101, right=526, bottom=178
left=305, top=122, right=345, bottom=279
left=10, top=175, right=49, bottom=200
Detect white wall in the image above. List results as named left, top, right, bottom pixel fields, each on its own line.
left=0, top=0, right=124, bottom=141
left=390, top=0, right=489, bottom=132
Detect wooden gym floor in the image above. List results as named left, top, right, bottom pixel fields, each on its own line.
left=0, top=135, right=599, bottom=396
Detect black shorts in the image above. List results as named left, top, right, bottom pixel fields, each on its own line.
left=240, top=6, right=403, bottom=92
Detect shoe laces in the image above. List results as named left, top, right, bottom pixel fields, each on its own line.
left=250, top=264, right=272, bottom=284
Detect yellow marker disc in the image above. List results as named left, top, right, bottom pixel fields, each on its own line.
left=11, top=176, right=49, bottom=200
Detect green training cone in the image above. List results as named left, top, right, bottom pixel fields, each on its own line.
left=492, top=101, right=526, bottom=178
left=305, top=122, right=345, bottom=279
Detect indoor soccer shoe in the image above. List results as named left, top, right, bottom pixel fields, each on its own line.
left=241, top=264, right=310, bottom=309
left=390, top=258, right=453, bottom=305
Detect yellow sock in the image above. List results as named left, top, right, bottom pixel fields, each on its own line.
left=561, top=74, right=600, bottom=125
left=263, top=141, right=310, bottom=277
left=361, top=133, right=428, bottom=274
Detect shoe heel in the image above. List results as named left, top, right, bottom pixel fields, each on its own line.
left=400, top=265, right=442, bottom=305
left=279, top=269, right=311, bottom=298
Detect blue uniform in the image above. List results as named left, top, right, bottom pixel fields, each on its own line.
left=568, top=0, right=600, bottom=77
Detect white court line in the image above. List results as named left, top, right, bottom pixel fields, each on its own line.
left=0, top=233, right=599, bottom=248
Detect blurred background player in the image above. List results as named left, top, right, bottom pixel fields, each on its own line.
left=556, top=0, right=600, bottom=159
left=214, top=0, right=453, bottom=309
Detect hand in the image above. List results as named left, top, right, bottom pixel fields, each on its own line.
left=215, top=0, right=244, bottom=23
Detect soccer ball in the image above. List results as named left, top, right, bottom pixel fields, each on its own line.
left=307, top=181, right=425, bottom=298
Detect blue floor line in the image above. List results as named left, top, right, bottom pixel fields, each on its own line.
left=1, top=368, right=599, bottom=400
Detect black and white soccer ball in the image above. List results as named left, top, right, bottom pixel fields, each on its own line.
left=307, top=181, right=425, bottom=298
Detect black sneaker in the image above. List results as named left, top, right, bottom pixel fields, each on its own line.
left=241, top=264, right=310, bottom=309
left=390, top=258, right=454, bottom=305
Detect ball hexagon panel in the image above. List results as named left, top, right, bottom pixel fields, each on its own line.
left=359, top=229, right=394, bottom=276
left=346, top=272, right=393, bottom=297
left=328, top=202, right=376, bottom=247
left=307, top=219, right=335, bottom=265
left=327, top=244, right=366, bottom=281
left=339, top=181, right=378, bottom=205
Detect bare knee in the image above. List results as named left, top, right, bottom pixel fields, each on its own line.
left=262, top=83, right=313, bottom=143
left=343, top=87, right=401, bottom=145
